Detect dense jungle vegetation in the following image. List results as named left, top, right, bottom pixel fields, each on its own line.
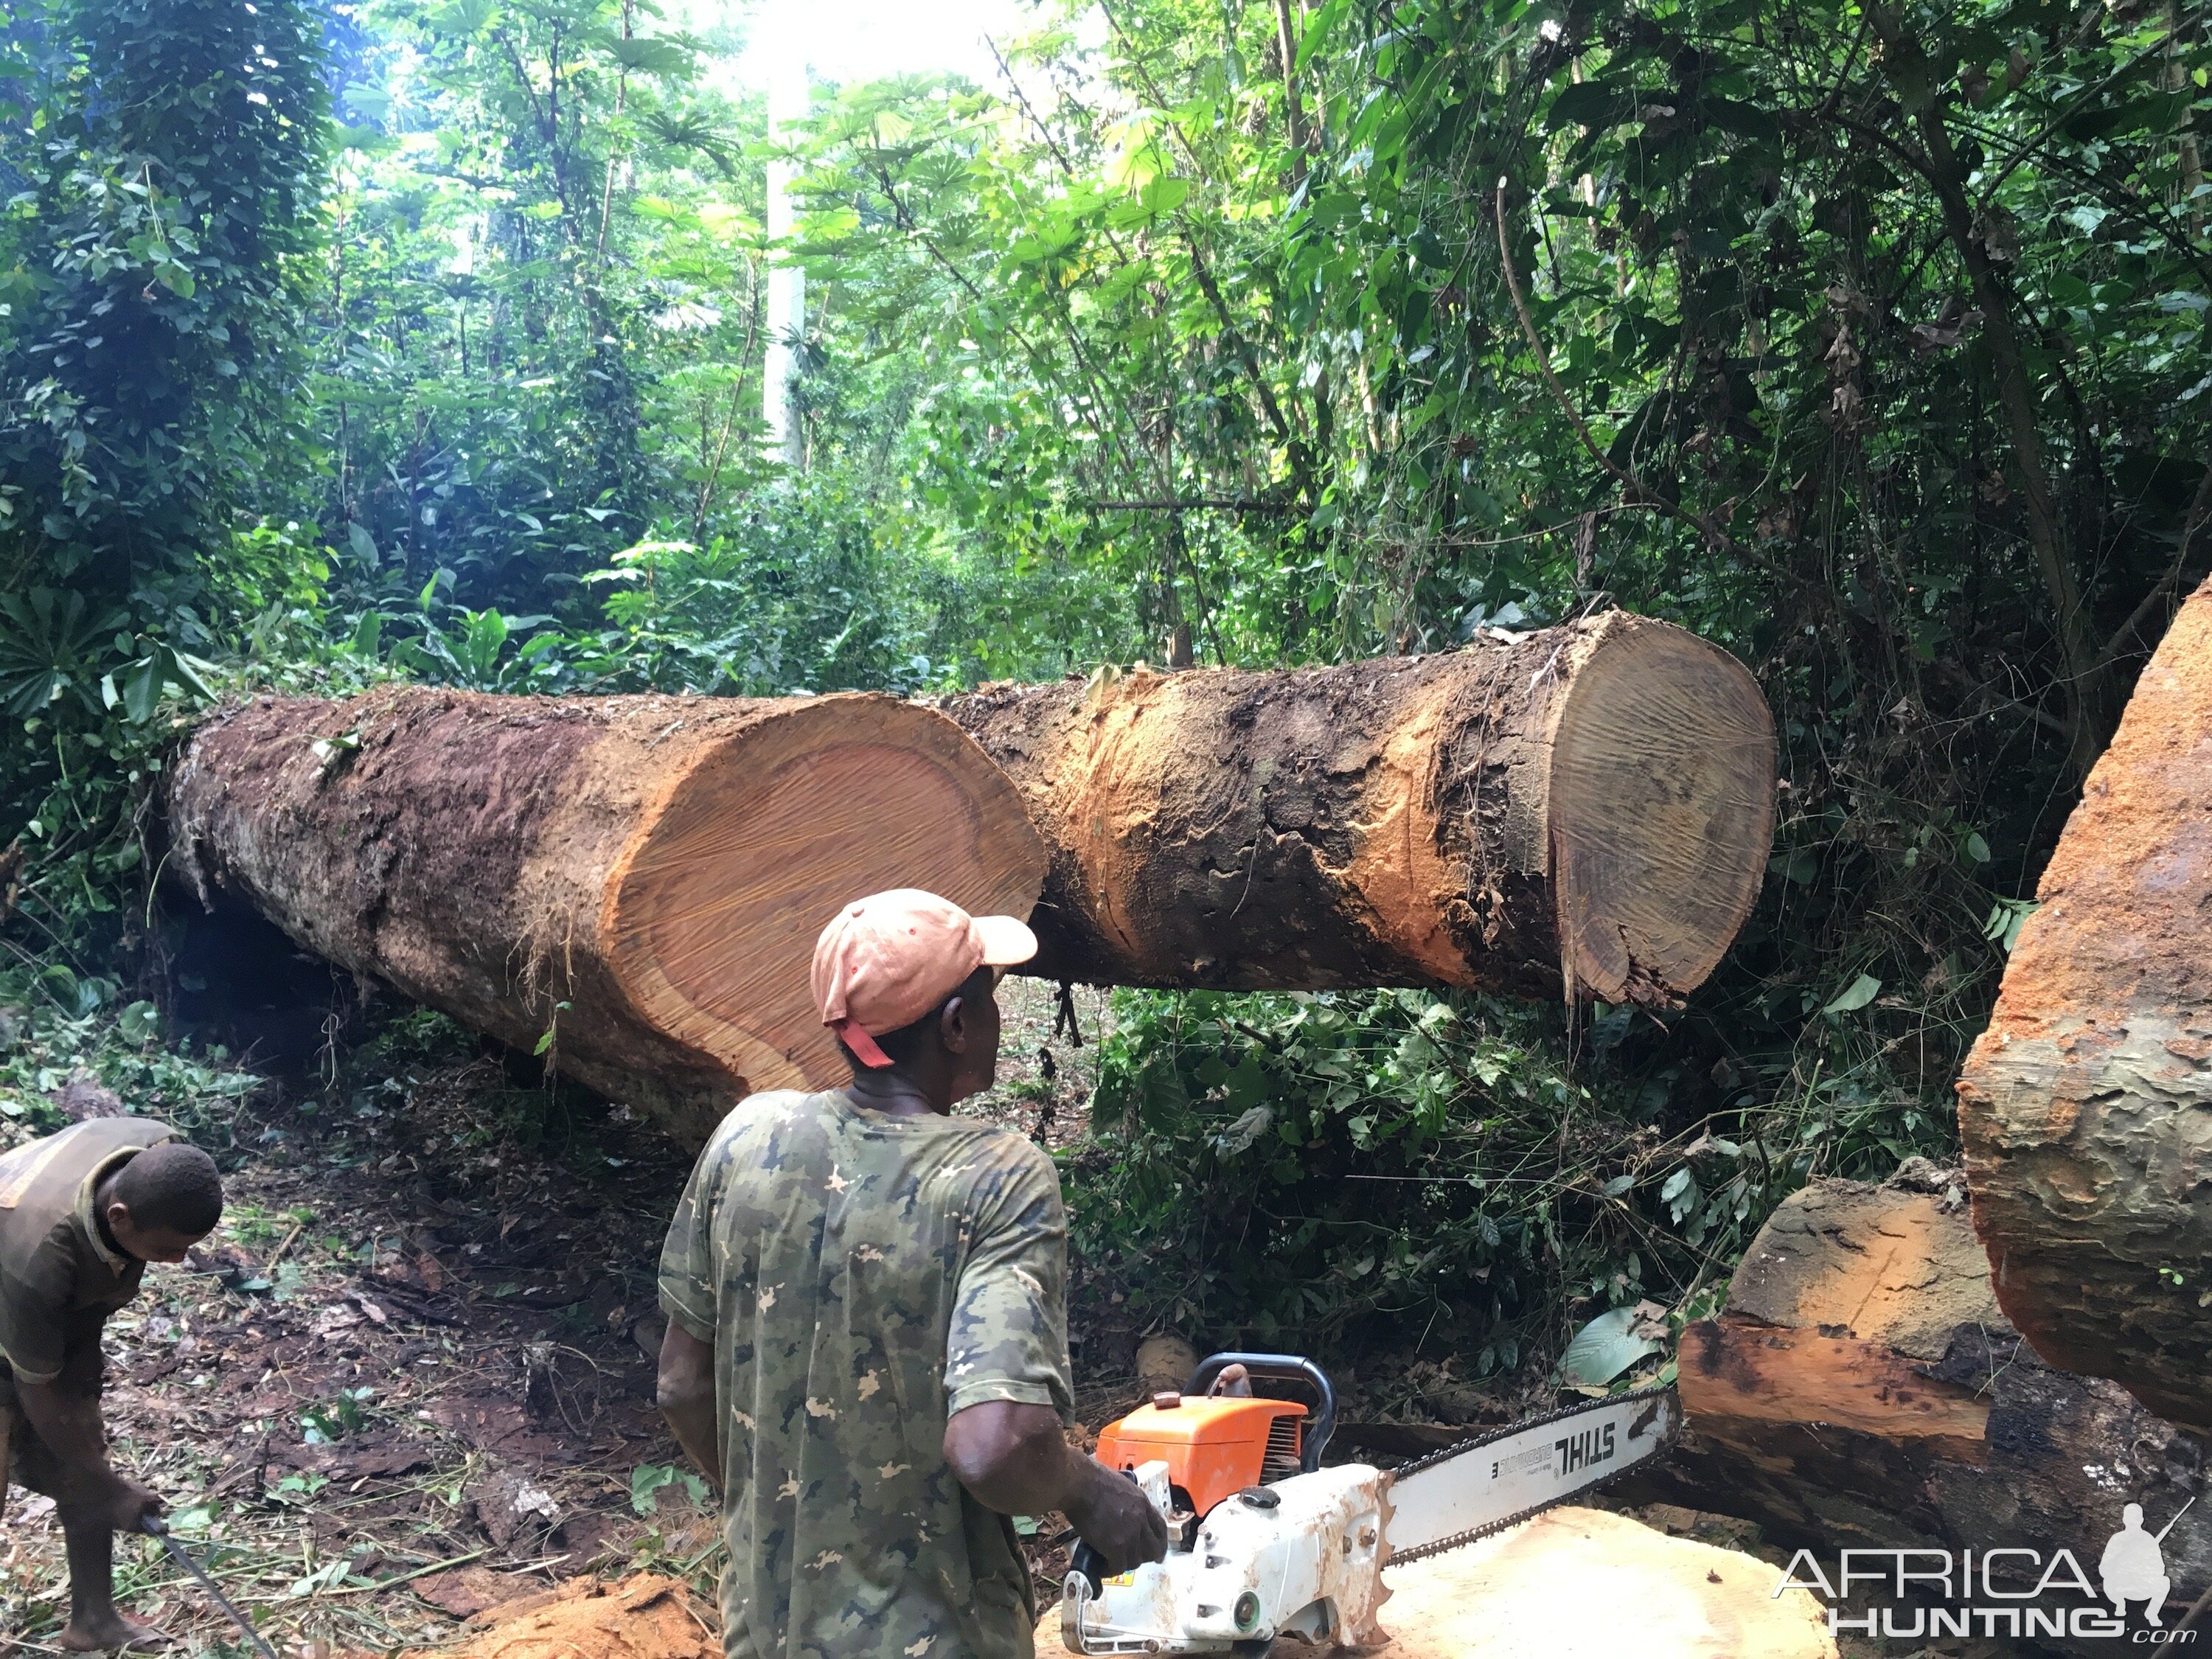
left=3, top=0, right=2210, bottom=1375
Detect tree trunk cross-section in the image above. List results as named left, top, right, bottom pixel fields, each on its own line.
left=1643, top=1169, right=2212, bottom=1613
left=946, top=611, right=1776, bottom=1004
left=165, top=687, right=1045, bottom=1145
left=1958, top=574, right=2212, bottom=1435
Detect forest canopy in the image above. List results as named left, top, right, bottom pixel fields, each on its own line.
left=4, top=0, right=2211, bottom=1353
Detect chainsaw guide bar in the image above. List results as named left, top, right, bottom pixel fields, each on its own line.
left=1380, top=1384, right=1684, bottom=1564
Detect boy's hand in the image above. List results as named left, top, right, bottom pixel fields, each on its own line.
left=95, top=1474, right=164, bottom=1534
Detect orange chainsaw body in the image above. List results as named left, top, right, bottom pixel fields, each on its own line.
left=1091, top=1394, right=1307, bottom=1519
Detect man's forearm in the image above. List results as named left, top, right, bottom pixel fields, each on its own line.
left=945, top=1400, right=1169, bottom=1573
left=660, top=1388, right=722, bottom=1478
left=655, top=1320, right=723, bottom=1482
left=943, top=1400, right=1093, bottom=1515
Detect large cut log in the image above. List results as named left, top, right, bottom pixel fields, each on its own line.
left=1644, top=1166, right=2212, bottom=1613
left=166, top=687, right=1045, bottom=1145
left=945, top=611, right=1775, bottom=1003
left=1957, top=576, right=2212, bottom=1435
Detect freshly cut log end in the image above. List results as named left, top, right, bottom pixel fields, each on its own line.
left=1642, top=1167, right=2212, bottom=1599
left=947, top=611, right=1775, bottom=1003
left=601, top=701, right=1037, bottom=1095
left=1545, top=614, right=1776, bottom=1002
left=166, top=687, right=1045, bottom=1145
left=1958, top=574, right=2212, bottom=1433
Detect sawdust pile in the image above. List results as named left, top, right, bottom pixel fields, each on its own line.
left=1036, top=1506, right=1834, bottom=1659
left=392, top=1574, right=718, bottom=1659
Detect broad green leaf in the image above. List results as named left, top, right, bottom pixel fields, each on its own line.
left=1823, top=973, right=1882, bottom=1015
left=1559, top=1308, right=1661, bottom=1388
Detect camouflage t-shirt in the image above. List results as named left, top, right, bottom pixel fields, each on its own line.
left=658, top=1088, right=1073, bottom=1659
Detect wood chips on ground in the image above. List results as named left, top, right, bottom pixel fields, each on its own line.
left=389, top=1573, right=717, bottom=1659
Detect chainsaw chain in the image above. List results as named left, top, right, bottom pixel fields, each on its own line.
left=1382, top=1383, right=1683, bottom=1565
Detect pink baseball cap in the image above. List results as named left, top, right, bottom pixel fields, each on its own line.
left=812, top=889, right=1037, bottom=1068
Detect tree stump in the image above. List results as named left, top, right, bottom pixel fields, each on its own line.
left=1645, top=1166, right=2212, bottom=1606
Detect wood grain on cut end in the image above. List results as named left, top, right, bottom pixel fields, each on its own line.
left=1643, top=1172, right=2212, bottom=1597
left=1549, top=614, right=1778, bottom=1004
left=605, top=699, right=1046, bottom=1092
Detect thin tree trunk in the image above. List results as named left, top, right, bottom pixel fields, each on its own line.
left=1270, top=0, right=1307, bottom=189
left=1871, top=7, right=2110, bottom=780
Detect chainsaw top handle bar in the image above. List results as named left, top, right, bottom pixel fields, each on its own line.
left=1185, top=1352, right=1336, bottom=1471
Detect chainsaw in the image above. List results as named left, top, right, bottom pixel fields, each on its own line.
left=1061, top=1352, right=1680, bottom=1654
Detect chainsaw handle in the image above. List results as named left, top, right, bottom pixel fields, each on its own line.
left=1068, top=1539, right=1107, bottom=1595
left=1185, top=1353, right=1335, bottom=1470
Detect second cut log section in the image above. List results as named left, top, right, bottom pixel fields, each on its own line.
left=1958, top=574, right=2212, bottom=1436
left=947, top=611, right=1776, bottom=1003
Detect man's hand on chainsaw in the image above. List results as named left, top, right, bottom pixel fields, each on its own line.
left=1065, top=1457, right=1171, bottom=1575
left=945, top=1400, right=1169, bottom=1575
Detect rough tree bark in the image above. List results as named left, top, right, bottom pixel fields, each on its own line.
left=945, top=611, right=1776, bottom=1004
left=1957, top=574, right=2212, bottom=1436
left=1642, top=1168, right=2211, bottom=1607
left=166, top=686, right=1045, bottom=1146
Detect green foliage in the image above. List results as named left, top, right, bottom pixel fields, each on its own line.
left=0, top=0, right=328, bottom=953
left=631, top=1462, right=709, bottom=1517
left=0, top=0, right=327, bottom=599
left=1071, top=984, right=1953, bottom=1360
left=0, top=961, right=263, bottom=1150
left=299, top=1385, right=378, bottom=1444
left=4, top=0, right=2210, bottom=1374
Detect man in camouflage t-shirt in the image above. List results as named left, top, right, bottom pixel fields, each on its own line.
left=658, top=891, right=1165, bottom=1658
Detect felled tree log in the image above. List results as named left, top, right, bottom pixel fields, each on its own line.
left=1956, top=576, right=2212, bottom=1435
left=1644, top=1168, right=2212, bottom=1599
left=166, top=687, right=1045, bottom=1145
left=946, top=611, right=1776, bottom=1004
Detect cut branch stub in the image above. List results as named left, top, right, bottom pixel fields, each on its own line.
left=945, top=611, right=1776, bottom=1001
left=166, top=687, right=1046, bottom=1145
left=1958, top=572, right=2212, bottom=1433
